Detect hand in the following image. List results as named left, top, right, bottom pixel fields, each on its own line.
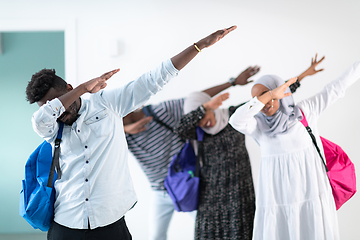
left=203, top=92, right=230, bottom=110
left=171, top=26, right=237, bottom=71
left=83, top=69, right=120, bottom=93
left=307, top=54, right=325, bottom=75
left=196, top=26, right=237, bottom=50
left=298, top=54, right=325, bottom=81
left=124, top=116, right=152, bottom=134
left=271, top=77, right=298, bottom=99
left=234, top=66, right=261, bottom=85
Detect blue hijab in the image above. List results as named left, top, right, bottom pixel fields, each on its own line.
left=254, top=75, right=302, bottom=137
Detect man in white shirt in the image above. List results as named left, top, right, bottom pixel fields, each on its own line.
left=25, top=26, right=236, bottom=240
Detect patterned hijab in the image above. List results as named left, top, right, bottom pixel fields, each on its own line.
left=184, top=92, right=229, bottom=135
left=253, top=75, right=302, bottom=137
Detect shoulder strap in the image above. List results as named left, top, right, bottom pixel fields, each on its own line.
left=299, top=110, right=328, bottom=172
left=194, top=127, right=204, bottom=177
left=47, top=122, right=64, bottom=187
left=196, top=127, right=204, bottom=142
left=142, top=105, right=173, bottom=132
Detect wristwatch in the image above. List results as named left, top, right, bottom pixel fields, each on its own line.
left=199, top=105, right=206, bottom=114
left=228, top=77, right=236, bottom=86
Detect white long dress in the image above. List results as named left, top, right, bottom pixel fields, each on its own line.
left=229, top=60, right=360, bottom=240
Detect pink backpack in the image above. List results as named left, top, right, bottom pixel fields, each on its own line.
left=300, top=110, right=356, bottom=210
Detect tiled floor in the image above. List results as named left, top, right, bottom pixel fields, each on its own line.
left=0, top=233, right=46, bottom=240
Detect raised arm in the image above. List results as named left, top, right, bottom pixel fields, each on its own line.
left=171, top=26, right=237, bottom=71
left=288, top=54, right=325, bottom=93
left=299, top=59, right=360, bottom=118
left=203, top=66, right=260, bottom=97
left=297, top=54, right=325, bottom=82
left=101, top=26, right=238, bottom=117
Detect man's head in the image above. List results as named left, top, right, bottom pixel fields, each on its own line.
left=26, top=69, right=67, bottom=105
left=26, top=69, right=80, bottom=125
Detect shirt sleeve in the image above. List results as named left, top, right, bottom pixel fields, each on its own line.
left=31, top=98, right=65, bottom=142
left=174, top=106, right=205, bottom=140
left=228, top=97, right=264, bottom=139
left=298, top=59, right=360, bottom=118
left=99, top=59, right=179, bottom=117
left=154, top=98, right=184, bottom=128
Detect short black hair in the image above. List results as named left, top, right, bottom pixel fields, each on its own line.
left=26, top=69, right=67, bottom=104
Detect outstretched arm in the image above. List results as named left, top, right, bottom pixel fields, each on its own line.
left=203, top=66, right=260, bottom=97
left=288, top=54, right=325, bottom=93
left=299, top=59, right=360, bottom=118
left=297, top=54, right=325, bottom=82
left=59, top=26, right=236, bottom=110
left=171, top=26, right=237, bottom=71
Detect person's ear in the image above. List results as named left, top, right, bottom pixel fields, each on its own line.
left=66, top=84, right=73, bottom=92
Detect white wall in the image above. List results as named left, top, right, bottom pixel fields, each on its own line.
left=1, top=0, right=360, bottom=239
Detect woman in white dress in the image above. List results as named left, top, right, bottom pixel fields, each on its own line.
left=228, top=59, right=360, bottom=240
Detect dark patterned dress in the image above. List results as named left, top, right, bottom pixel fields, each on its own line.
left=174, top=106, right=255, bottom=240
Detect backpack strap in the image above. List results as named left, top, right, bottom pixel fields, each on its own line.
left=142, top=105, right=173, bottom=132
left=47, top=122, right=64, bottom=187
left=195, top=127, right=204, bottom=177
left=299, top=110, right=328, bottom=172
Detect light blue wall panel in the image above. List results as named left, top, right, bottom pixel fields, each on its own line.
left=0, top=31, right=64, bottom=233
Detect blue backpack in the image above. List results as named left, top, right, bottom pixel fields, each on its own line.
left=19, top=123, right=64, bottom=231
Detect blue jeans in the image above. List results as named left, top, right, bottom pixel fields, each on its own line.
left=148, top=190, right=175, bottom=240
left=148, top=190, right=197, bottom=240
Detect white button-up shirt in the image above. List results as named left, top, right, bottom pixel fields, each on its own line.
left=31, top=59, right=178, bottom=229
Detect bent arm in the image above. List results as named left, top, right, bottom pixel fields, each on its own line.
left=174, top=107, right=205, bottom=140
left=32, top=98, right=65, bottom=142
left=228, top=97, right=264, bottom=138
left=32, top=69, right=119, bottom=141
left=59, top=69, right=119, bottom=110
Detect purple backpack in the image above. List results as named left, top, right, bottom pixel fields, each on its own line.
left=164, top=127, right=204, bottom=212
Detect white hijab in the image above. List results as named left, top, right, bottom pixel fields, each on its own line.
left=184, top=92, right=229, bottom=135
